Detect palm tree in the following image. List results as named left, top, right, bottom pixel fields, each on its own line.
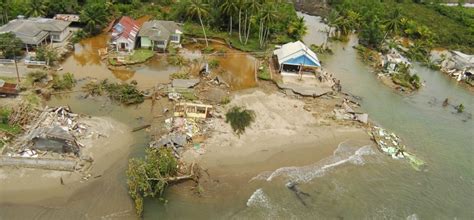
left=236, top=0, right=247, bottom=43
left=259, top=3, right=276, bottom=48
left=288, top=16, right=307, bottom=40
left=80, top=3, right=108, bottom=34
left=188, top=0, right=210, bottom=47
left=220, top=0, right=238, bottom=35
left=384, top=7, right=403, bottom=36
left=27, top=0, right=46, bottom=17
left=243, top=0, right=261, bottom=44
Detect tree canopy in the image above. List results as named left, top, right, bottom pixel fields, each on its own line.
left=0, top=33, right=23, bottom=59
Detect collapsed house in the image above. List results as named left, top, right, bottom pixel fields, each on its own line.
left=438, top=51, right=474, bottom=83
left=381, top=48, right=411, bottom=74
left=4, top=106, right=86, bottom=158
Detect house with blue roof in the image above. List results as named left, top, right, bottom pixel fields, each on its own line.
left=273, top=41, right=321, bottom=74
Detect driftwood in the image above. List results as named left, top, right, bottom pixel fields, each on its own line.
left=131, top=124, right=151, bottom=132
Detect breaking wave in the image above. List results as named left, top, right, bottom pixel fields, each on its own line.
left=246, top=188, right=270, bottom=208
left=250, top=141, right=375, bottom=183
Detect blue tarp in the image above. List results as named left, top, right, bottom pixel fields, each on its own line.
left=283, top=54, right=320, bottom=67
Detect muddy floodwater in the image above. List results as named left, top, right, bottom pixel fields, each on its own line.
left=181, top=42, right=257, bottom=90
left=1, top=12, right=473, bottom=219
left=58, top=33, right=178, bottom=88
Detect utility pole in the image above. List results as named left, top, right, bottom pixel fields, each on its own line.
left=14, top=55, right=20, bottom=83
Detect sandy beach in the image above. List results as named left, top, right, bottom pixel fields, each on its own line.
left=184, top=90, right=372, bottom=172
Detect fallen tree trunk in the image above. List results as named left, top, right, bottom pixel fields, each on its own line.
left=131, top=124, right=151, bottom=132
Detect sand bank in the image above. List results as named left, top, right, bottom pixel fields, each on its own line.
left=184, top=90, right=372, bottom=171
left=0, top=117, right=133, bottom=204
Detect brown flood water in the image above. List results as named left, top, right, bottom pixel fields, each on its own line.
left=181, top=43, right=257, bottom=90
left=59, top=16, right=178, bottom=89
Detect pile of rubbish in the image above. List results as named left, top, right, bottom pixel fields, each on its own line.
left=150, top=103, right=214, bottom=158
left=370, top=126, right=426, bottom=171
left=333, top=99, right=368, bottom=124
left=5, top=106, right=89, bottom=158
left=380, top=48, right=412, bottom=74
left=432, top=50, right=474, bottom=84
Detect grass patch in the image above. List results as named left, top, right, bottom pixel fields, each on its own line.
left=0, top=76, right=19, bottom=83
left=126, top=49, right=155, bottom=63
left=257, top=65, right=271, bottom=81
left=0, top=107, right=22, bottom=135
left=225, top=106, right=256, bottom=136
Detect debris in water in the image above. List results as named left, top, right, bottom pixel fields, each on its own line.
left=370, top=126, right=426, bottom=171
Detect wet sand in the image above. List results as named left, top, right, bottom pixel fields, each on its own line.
left=184, top=89, right=371, bottom=171
left=0, top=117, right=134, bottom=206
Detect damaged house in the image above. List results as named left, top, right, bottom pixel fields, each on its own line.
left=110, top=16, right=139, bottom=52
left=27, top=126, right=80, bottom=155
left=138, top=20, right=183, bottom=52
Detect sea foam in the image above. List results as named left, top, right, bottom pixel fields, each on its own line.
left=250, top=141, right=375, bottom=183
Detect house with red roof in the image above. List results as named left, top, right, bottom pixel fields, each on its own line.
left=110, top=16, right=139, bottom=52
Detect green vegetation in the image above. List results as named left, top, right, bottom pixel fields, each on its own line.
left=391, top=64, right=421, bottom=90
left=0, top=32, right=23, bottom=59
left=225, top=106, right=256, bottom=136
left=167, top=46, right=188, bottom=66
left=208, top=59, right=219, bottom=69
left=178, top=0, right=303, bottom=51
left=170, top=71, right=190, bottom=79
left=71, top=30, right=89, bottom=44
left=26, top=71, right=48, bottom=86
left=456, top=104, right=465, bottom=113
left=52, top=72, right=75, bottom=91
left=328, top=1, right=473, bottom=53
left=257, top=65, right=271, bottom=80
left=126, top=49, right=155, bottom=63
left=127, top=148, right=178, bottom=217
left=83, top=79, right=144, bottom=105
left=0, top=107, right=22, bottom=135
left=36, top=45, right=59, bottom=66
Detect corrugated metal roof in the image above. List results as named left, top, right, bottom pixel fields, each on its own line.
left=138, top=20, right=182, bottom=41
left=273, top=41, right=320, bottom=67
left=112, top=16, right=139, bottom=44
left=0, top=17, right=70, bottom=45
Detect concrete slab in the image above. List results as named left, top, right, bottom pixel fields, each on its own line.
left=172, top=78, right=200, bottom=88
left=277, top=82, right=332, bottom=97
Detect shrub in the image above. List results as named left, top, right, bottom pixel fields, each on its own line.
left=225, top=106, right=256, bottom=136
left=127, top=148, right=178, bottom=217
left=52, top=73, right=75, bottom=91
left=208, top=59, right=219, bottom=69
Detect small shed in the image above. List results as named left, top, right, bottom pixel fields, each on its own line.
left=273, top=41, right=321, bottom=73
left=0, top=80, right=19, bottom=96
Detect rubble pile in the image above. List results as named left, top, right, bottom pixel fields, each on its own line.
left=432, top=50, right=474, bottom=85
left=370, top=126, right=426, bottom=171
left=333, top=99, right=368, bottom=124
left=150, top=104, right=215, bottom=158
left=4, top=106, right=89, bottom=159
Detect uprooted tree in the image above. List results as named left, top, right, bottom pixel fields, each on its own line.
left=225, top=106, right=256, bottom=136
left=127, top=148, right=199, bottom=217
left=127, top=148, right=178, bottom=217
